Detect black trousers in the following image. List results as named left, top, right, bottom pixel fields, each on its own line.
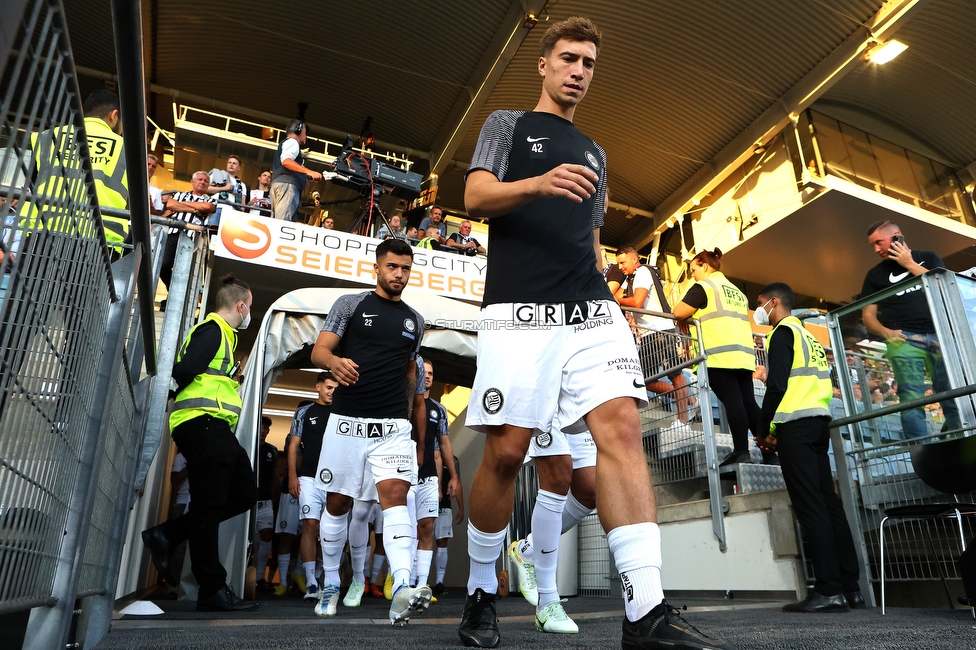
left=159, top=232, right=181, bottom=291
left=777, top=416, right=860, bottom=596
left=708, top=368, right=761, bottom=453
left=162, top=415, right=257, bottom=598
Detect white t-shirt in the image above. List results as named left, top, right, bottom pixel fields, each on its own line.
left=171, top=452, right=190, bottom=505
left=628, top=265, right=674, bottom=332
left=279, top=138, right=301, bottom=162
left=149, top=183, right=163, bottom=212
left=249, top=188, right=271, bottom=215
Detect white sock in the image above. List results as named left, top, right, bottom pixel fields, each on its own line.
left=411, top=542, right=419, bottom=586
left=608, top=523, right=665, bottom=622
left=277, top=553, right=291, bottom=585
left=371, top=554, right=386, bottom=583
left=415, top=549, right=433, bottom=587
left=255, top=540, right=272, bottom=582
left=467, top=522, right=506, bottom=595
left=303, top=561, right=317, bottom=589
left=435, top=547, right=448, bottom=584
left=382, top=506, right=414, bottom=590
left=561, top=491, right=594, bottom=534
left=348, top=506, right=371, bottom=584
left=532, top=490, right=567, bottom=609
left=319, top=510, right=348, bottom=587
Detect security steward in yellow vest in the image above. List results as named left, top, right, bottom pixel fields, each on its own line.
left=673, top=248, right=766, bottom=466
left=18, top=90, right=130, bottom=257
left=755, top=282, right=864, bottom=614
left=141, top=274, right=259, bottom=612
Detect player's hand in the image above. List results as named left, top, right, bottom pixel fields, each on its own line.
left=535, top=163, right=599, bottom=203
left=448, top=476, right=460, bottom=499
left=289, top=476, right=300, bottom=499
left=331, top=357, right=360, bottom=385
left=454, top=508, right=464, bottom=525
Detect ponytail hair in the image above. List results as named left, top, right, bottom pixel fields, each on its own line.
left=691, top=248, right=723, bottom=271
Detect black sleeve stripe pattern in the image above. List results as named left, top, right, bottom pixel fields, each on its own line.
left=592, top=142, right=607, bottom=230
left=437, top=402, right=449, bottom=437
left=321, top=291, right=370, bottom=337
left=467, top=110, right=524, bottom=181
left=410, top=306, right=426, bottom=360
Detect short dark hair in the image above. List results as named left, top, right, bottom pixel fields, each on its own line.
left=758, top=282, right=795, bottom=311
left=261, top=416, right=272, bottom=427
left=316, top=370, right=334, bottom=383
left=431, top=205, right=444, bottom=214
left=540, top=17, right=602, bottom=57
left=83, top=89, right=120, bottom=120
left=616, top=244, right=638, bottom=257
left=866, top=220, right=899, bottom=236
left=423, top=358, right=433, bottom=372
left=376, top=238, right=413, bottom=261
left=692, top=248, right=723, bottom=271
left=215, top=273, right=251, bottom=310
left=286, top=119, right=305, bottom=135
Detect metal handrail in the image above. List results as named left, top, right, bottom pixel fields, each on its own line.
left=829, top=384, right=976, bottom=430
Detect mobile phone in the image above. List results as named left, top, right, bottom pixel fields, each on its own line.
left=892, top=234, right=905, bottom=245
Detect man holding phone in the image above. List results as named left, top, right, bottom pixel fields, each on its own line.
left=860, top=221, right=959, bottom=438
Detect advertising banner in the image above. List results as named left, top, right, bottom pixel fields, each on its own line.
left=214, top=209, right=486, bottom=303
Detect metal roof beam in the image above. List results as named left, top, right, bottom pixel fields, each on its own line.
left=429, top=0, right=547, bottom=176
left=629, top=0, right=931, bottom=250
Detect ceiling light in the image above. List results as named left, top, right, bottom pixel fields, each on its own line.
left=866, top=39, right=908, bottom=64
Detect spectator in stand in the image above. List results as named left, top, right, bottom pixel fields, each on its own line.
left=248, top=170, right=272, bottom=215
left=404, top=225, right=419, bottom=242
left=377, top=215, right=404, bottom=240
left=672, top=248, right=766, bottom=467
left=418, top=205, right=447, bottom=243
left=208, top=155, right=248, bottom=205
left=417, top=225, right=443, bottom=251
left=271, top=120, right=322, bottom=221
left=614, top=245, right=696, bottom=429
left=148, top=154, right=165, bottom=216
left=445, top=220, right=485, bottom=256
left=322, top=216, right=335, bottom=230
left=159, top=171, right=216, bottom=311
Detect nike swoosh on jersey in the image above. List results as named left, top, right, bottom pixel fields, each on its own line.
left=633, top=379, right=644, bottom=389
left=362, top=313, right=379, bottom=318
left=526, top=136, right=550, bottom=143
left=889, top=260, right=925, bottom=283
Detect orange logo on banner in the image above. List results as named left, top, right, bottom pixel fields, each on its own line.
left=221, top=218, right=272, bottom=259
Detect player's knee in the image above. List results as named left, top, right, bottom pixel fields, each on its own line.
left=436, top=539, right=448, bottom=548
left=418, top=518, right=434, bottom=541
left=537, top=456, right=573, bottom=494
left=302, top=518, right=320, bottom=535
left=486, top=444, right=527, bottom=477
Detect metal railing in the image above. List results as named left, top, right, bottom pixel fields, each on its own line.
left=0, top=1, right=189, bottom=647
left=827, top=268, right=976, bottom=603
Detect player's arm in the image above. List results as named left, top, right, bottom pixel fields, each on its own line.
left=287, top=434, right=301, bottom=498
left=452, top=459, right=464, bottom=524
left=437, top=427, right=460, bottom=499
left=434, top=449, right=443, bottom=488
left=409, top=364, right=426, bottom=464
left=464, top=165, right=598, bottom=219
left=311, top=330, right=359, bottom=386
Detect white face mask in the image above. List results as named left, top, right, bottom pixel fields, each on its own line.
left=753, top=298, right=773, bottom=327
left=238, top=303, right=251, bottom=330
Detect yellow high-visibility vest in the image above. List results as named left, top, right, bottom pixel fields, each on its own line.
left=169, top=313, right=242, bottom=432
left=693, top=272, right=756, bottom=370
left=766, top=315, right=832, bottom=434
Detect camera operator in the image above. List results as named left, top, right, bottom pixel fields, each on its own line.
left=271, top=120, right=322, bottom=221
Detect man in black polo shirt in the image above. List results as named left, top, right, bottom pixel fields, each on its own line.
left=411, top=359, right=460, bottom=590
left=287, top=372, right=338, bottom=601
left=310, top=238, right=430, bottom=625
left=861, top=220, right=959, bottom=438
left=457, top=17, right=728, bottom=650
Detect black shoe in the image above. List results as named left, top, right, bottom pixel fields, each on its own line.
left=782, top=591, right=849, bottom=613
left=958, top=596, right=972, bottom=607
left=761, top=450, right=779, bottom=466
left=622, top=602, right=732, bottom=649
left=719, top=451, right=751, bottom=468
left=256, top=579, right=273, bottom=593
left=196, top=585, right=260, bottom=612
left=845, top=590, right=866, bottom=609
left=458, top=588, right=500, bottom=648
left=142, top=525, right=179, bottom=586
left=433, top=582, right=448, bottom=596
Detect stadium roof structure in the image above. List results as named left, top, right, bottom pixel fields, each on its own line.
left=65, top=0, right=976, bottom=252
